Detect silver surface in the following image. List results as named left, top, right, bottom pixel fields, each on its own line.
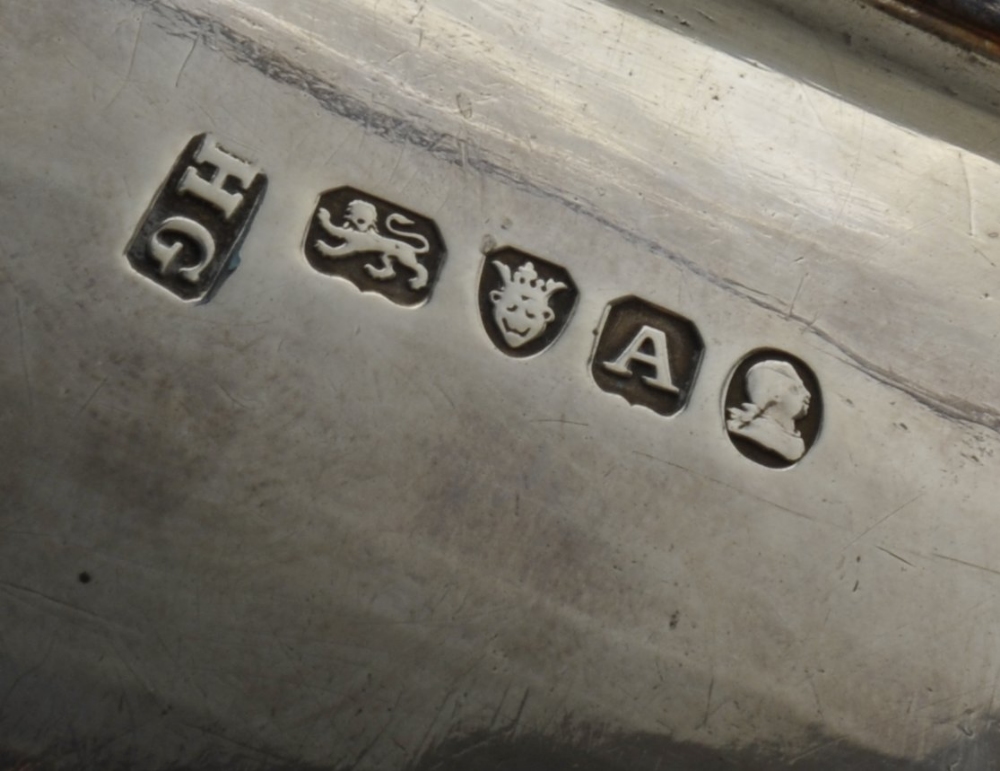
left=3, top=0, right=1000, bottom=767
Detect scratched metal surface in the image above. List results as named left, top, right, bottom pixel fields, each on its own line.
left=3, top=0, right=1000, bottom=768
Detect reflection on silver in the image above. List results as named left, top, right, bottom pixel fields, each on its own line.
left=7, top=0, right=1000, bottom=766
left=726, top=360, right=812, bottom=462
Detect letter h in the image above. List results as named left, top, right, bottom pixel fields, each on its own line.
left=177, top=135, right=260, bottom=219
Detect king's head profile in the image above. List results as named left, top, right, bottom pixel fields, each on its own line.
left=727, top=359, right=812, bottom=462
left=489, top=260, right=567, bottom=348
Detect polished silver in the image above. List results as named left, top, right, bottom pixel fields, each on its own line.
left=4, top=0, right=1000, bottom=768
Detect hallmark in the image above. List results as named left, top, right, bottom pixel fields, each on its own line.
left=724, top=350, right=822, bottom=467
left=125, top=133, right=267, bottom=302
left=478, top=247, right=578, bottom=357
left=120, top=133, right=828, bottom=471
left=303, top=188, right=445, bottom=306
left=591, top=296, right=704, bottom=416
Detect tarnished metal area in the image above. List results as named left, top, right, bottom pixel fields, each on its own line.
left=899, top=0, right=1000, bottom=31
left=4, top=0, right=1000, bottom=768
left=868, top=0, right=1000, bottom=59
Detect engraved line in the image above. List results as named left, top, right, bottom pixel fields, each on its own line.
left=175, top=37, right=196, bottom=88
left=843, top=492, right=924, bottom=548
left=959, top=150, right=975, bottom=236
left=346, top=692, right=403, bottom=768
left=875, top=545, right=916, bottom=568
left=527, top=418, right=590, bottom=427
left=632, top=451, right=842, bottom=528
left=108, top=9, right=145, bottom=109
left=0, top=582, right=133, bottom=634
left=787, top=737, right=845, bottom=765
left=786, top=272, right=808, bottom=319
left=697, top=675, right=715, bottom=729
left=832, top=113, right=867, bottom=226
left=77, top=376, right=109, bottom=417
left=432, top=381, right=456, bottom=410
left=169, top=718, right=298, bottom=765
left=14, top=295, right=32, bottom=411
left=0, top=634, right=55, bottom=718
left=216, top=382, right=251, bottom=410
left=930, top=551, right=1000, bottom=579
left=488, top=681, right=513, bottom=731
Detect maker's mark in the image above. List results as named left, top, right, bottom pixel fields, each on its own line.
left=124, top=133, right=267, bottom=302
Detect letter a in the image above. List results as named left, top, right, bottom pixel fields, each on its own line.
left=602, top=324, right=679, bottom=393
